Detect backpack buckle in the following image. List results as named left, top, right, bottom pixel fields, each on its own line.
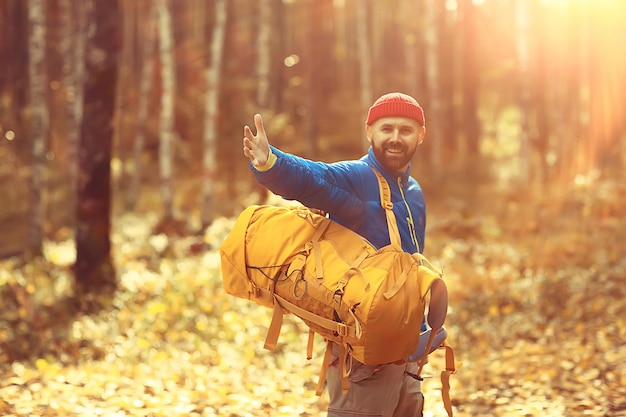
left=250, top=282, right=261, bottom=298
left=336, top=323, right=348, bottom=337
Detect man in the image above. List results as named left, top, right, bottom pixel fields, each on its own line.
left=242, top=92, right=427, bottom=416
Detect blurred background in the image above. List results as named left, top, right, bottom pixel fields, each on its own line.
left=2, top=0, right=625, bottom=256
left=1, top=1, right=626, bottom=416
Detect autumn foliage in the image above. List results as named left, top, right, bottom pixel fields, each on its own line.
left=1, top=177, right=625, bottom=417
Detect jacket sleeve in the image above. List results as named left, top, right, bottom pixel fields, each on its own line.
left=251, top=146, right=370, bottom=217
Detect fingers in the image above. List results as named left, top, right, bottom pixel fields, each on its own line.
left=243, top=114, right=264, bottom=138
left=243, top=124, right=253, bottom=141
left=242, top=144, right=253, bottom=161
left=242, top=135, right=255, bottom=161
left=254, top=113, right=265, bottom=137
left=242, top=114, right=268, bottom=167
left=242, top=120, right=256, bottom=160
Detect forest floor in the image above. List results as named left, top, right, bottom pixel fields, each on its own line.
left=1, top=178, right=626, bottom=417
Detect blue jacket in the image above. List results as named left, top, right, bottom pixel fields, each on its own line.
left=252, top=146, right=426, bottom=254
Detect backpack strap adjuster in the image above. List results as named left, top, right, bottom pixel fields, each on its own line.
left=335, top=323, right=348, bottom=337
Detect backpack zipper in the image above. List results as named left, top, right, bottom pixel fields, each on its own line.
left=397, top=177, right=420, bottom=252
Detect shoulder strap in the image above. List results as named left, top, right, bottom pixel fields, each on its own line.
left=370, top=167, right=402, bottom=247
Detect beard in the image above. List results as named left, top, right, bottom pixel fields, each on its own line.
left=372, top=141, right=417, bottom=171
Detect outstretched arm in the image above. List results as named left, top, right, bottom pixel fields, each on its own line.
left=244, top=115, right=368, bottom=221
left=243, top=114, right=271, bottom=169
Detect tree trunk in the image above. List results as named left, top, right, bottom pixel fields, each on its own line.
left=355, top=0, right=372, bottom=151
left=459, top=0, right=480, bottom=156
left=515, top=0, right=532, bottom=183
left=401, top=0, right=419, bottom=96
left=532, top=1, right=550, bottom=184
left=60, top=0, right=86, bottom=211
left=424, top=0, right=441, bottom=169
left=74, top=0, right=119, bottom=302
left=201, top=0, right=227, bottom=226
left=157, top=0, right=175, bottom=220
left=334, top=0, right=348, bottom=90
left=115, top=0, right=138, bottom=186
left=27, top=0, right=48, bottom=257
left=128, top=3, right=157, bottom=210
left=256, top=0, right=271, bottom=110
left=1, top=1, right=28, bottom=147
left=303, top=0, right=331, bottom=159
left=554, top=3, right=584, bottom=184
left=586, top=3, right=624, bottom=177
left=436, top=1, right=456, bottom=161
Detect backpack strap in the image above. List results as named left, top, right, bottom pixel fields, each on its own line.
left=315, top=340, right=335, bottom=395
left=411, top=254, right=448, bottom=372
left=370, top=168, right=402, bottom=247
left=440, top=341, right=457, bottom=417
left=410, top=255, right=457, bottom=417
left=263, top=291, right=361, bottom=352
left=308, top=217, right=332, bottom=280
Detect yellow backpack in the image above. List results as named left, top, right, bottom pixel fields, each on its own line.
left=219, top=169, right=456, bottom=414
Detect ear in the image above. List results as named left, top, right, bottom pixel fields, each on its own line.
left=418, top=126, right=426, bottom=145
left=365, top=124, right=372, bottom=142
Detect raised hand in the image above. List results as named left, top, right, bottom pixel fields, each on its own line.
left=243, top=114, right=270, bottom=168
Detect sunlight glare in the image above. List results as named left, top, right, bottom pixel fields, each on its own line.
left=284, top=54, right=300, bottom=68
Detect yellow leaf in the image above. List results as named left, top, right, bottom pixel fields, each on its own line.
left=138, top=337, right=151, bottom=350
left=489, top=304, right=499, bottom=317
left=195, top=319, right=208, bottom=332
left=35, top=358, right=49, bottom=371
left=222, top=311, right=237, bottom=324
left=147, top=301, right=167, bottom=315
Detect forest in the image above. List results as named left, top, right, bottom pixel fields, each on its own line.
left=1, top=0, right=625, bottom=416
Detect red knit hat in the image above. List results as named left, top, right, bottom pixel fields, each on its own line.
left=366, top=92, right=425, bottom=126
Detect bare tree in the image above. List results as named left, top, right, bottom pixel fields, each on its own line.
left=458, top=0, right=480, bottom=156
left=531, top=1, right=551, bottom=185
left=424, top=0, right=442, bottom=169
left=27, top=0, right=48, bottom=257
left=201, top=0, right=227, bottom=226
left=515, top=0, right=532, bottom=183
left=156, top=0, right=175, bottom=221
left=585, top=2, right=625, bottom=177
left=355, top=0, right=372, bottom=151
left=257, top=0, right=271, bottom=110
left=128, top=3, right=157, bottom=210
left=60, top=0, right=86, bottom=208
left=334, top=0, right=349, bottom=89
left=73, top=0, right=120, bottom=302
left=400, top=0, right=420, bottom=96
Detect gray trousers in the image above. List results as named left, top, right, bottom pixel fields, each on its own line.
left=326, top=347, right=424, bottom=417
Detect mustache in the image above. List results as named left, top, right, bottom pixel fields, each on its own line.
left=384, top=144, right=407, bottom=152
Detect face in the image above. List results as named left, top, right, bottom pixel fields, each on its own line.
left=366, top=117, right=425, bottom=172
